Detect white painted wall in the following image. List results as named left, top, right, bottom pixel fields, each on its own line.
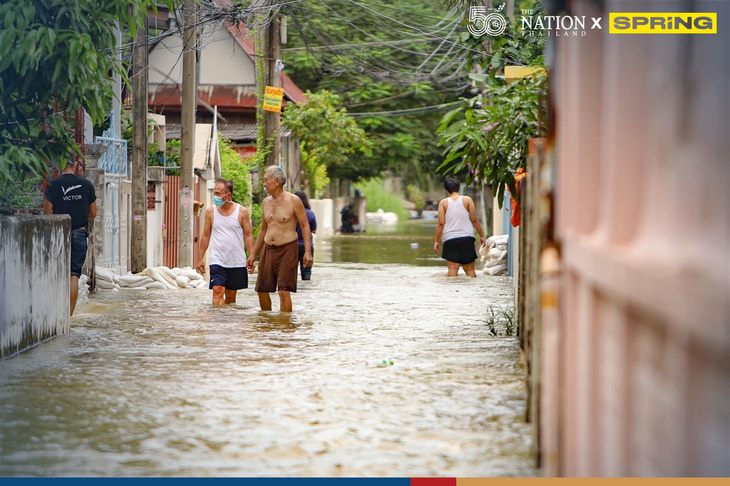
left=309, top=199, right=334, bottom=234
left=149, top=23, right=255, bottom=88
left=1, top=215, right=70, bottom=358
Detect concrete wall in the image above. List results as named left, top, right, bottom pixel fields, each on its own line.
left=310, top=198, right=334, bottom=234
left=539, top=0, right=730, bottom=476
left=1, top=215, right=70, bottom=358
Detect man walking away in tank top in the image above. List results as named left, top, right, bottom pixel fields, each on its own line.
left=433, top=177, right=487, bottom=277
left=247, top=166, right=312, bottom=312
left=197, top=178, right=255, bottom=306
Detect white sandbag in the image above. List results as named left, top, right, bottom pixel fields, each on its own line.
left=180, top=268, right=202, bottom=280
left=190, top=279, right=208, bottom=289
left=146, top=267, right=176, bottom=289
left=484, top=263, right=508, bottom=276
left=495, top=244, right=508, bottom=251
left=156, top=267, right=179, bottom=288
left=175, top=275, right=191, bottom=288
left=118, top=275, right=152, bottom=286
left=499, top=250, right=508, bottom=261
left=486, top=260, right=504, bottom=268
left=172, top=267, right=182, bottom=276
left=123, top=277, right=155, bottom=288
left=145, top=281, right=168, bottom=290
left=76, top=274, right=90, bottom=308
left=95, top=266, right=116, bottom=283
left=489, top=248, right=502, bottom=259
left=486, top=234, right=509, bottom=247
left=96, top=279, right=118, bottom=290
left=158, top=266, right=177, bottom=280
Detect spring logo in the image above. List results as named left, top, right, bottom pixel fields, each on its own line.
left=468, top=4, right=507, bottom=37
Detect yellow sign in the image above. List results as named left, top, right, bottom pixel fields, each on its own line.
left=263, top=86, right=285, bottom=113
left=609, top=13, right=717, bottom=34
left=504, top=66, right=546, bottom=82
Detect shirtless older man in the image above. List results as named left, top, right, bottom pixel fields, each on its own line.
left=247, top=166, right=312, bottom=312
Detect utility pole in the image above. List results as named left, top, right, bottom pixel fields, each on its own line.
left=179, top=1, right=198, bottom=268
left=262, top=3, right=281, bottom=169
left=131, top=17, right=148, bottom=273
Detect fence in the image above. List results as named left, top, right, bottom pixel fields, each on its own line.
left=95, top=123, right=130, bottom=274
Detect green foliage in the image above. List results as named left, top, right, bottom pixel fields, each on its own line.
left=437, top=73, right=547, bottom=207
left=485, top=305, right=517, bottom=337
left=437, top=0, right=547, bottom=208
left=0, top=0, right=172, bottom=184
left=283, top=89, right=371, bottom=185
left=405, top=184, right=426, bottom=212
left=219, top=136, right=253, bottom=209
left=250, top=202, right=262, bottom=241
left=283, top=0, right=462, bottom=185
left=0, top=169, right=43, bottom=208
left=353, top=178, right=408, bottom=221
left=302, top=143, right=330, bottom=199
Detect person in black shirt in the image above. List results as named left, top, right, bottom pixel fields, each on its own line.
left=44, top=161, right=97, bottom=316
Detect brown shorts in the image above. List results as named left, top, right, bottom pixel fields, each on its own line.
left=255, top=239, right=299, bottom=293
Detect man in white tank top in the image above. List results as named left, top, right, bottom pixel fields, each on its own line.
left=434, top=177, right=486, bottom=277
left=197, top=179, right=255, bottom=306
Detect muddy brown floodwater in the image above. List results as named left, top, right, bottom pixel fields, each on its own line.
left=0, top=225, right=537, bottom=477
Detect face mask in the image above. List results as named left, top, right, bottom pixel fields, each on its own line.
left=213, top=196, right=225, bottom=207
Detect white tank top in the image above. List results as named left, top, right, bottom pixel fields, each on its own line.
left=442, top=196, right=474, bottom=241
left=209, top=205, right=247, bottom=267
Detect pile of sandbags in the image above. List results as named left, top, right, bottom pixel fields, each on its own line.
left=480, top=234, right=509, bottom=276
left=94, top=266, right=207, bottom=291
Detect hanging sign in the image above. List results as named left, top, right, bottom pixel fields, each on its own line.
left=263, top=86, right=285, bottom=113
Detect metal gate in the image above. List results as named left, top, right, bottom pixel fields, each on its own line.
left=95, top=123, right=130, bottom=274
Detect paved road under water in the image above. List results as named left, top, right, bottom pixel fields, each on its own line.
left=0, top=225, right=537, bottom=477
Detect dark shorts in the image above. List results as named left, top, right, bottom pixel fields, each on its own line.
left=70, top=229, right=88, bottom=277
left=255, top=240, right=298, bottom=293
left=442, top=236, right=478, bottom=265
left=209, top=264, right=248, bottom=290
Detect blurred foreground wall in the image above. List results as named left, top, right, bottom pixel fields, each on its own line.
left=0, top=215, right=70, bottom=358
left=544, top=0, right=730, bottom=476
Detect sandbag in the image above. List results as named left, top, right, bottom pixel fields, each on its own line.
left=489, top=248, right=502, bottom=259
left=118, top=275, right=152, bottom=286
left=95, top=266, right=116, bottom=282
left=156, top=267, right=179, bottom=288
left=96, top=279, right=119, bottom=290
left=146, top=267, right=176, bottom=289
left=145, top=281, right=168, bottom=290
left=484, top=264, right=507, bottom=276
left=175, top=275, right=191, bottom=288
left=125, top=277, right=155, bottom=288
left=180, top=269, right=202, bottom=280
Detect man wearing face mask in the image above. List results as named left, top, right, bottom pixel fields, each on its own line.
left=197, top=178, right=255, bottom=306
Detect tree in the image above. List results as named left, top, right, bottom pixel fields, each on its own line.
left=219, top=136, right=253, bottom=209
left=282, top=0, right=467, bottom=185
left=437, top=0, right=547, bottom=206
left=437, top=72, right=547, bottom=205
left=0, top=0, right=170, bottom=183
left=283, top=89, right=371, bottom=194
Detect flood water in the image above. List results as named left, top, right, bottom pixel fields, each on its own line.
left=0, top=222, right=536, bottom=477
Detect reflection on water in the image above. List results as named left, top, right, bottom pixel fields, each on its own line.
left=0, top=224, right=534, bottom=477
left=316, top=220, right=483, bottom=268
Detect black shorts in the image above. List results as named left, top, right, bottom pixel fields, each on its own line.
left=209, top=264, right=248, bottom=290
left=70, top=229, right=88, bottom=277
left=442, top=236, right=477, bottom=264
